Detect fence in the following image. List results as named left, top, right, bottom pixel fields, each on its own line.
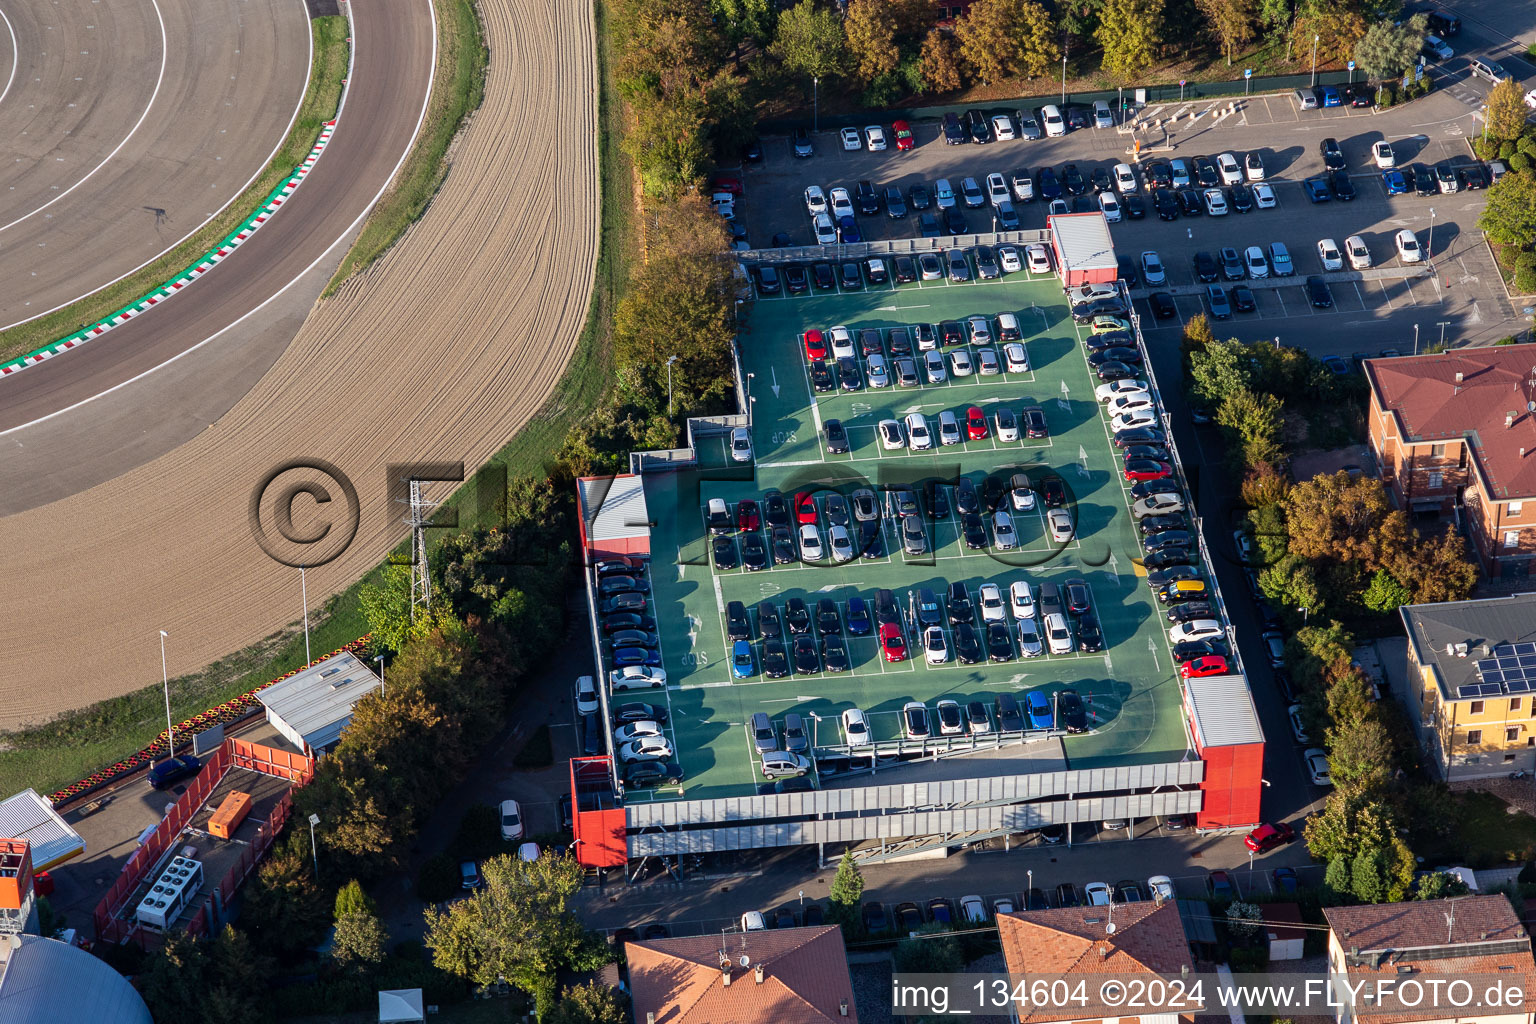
left=741, top=231, right=1050, bottom=267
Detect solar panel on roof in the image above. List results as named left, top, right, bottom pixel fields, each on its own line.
left=1508, top=679, right=1534, bottom=694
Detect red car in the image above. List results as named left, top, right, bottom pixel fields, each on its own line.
left=795, top=491, right=818, bottom=525
left=1244, top=821, right=1296, bottom=853
left=880, top=622, right=909, bottom=662
left=893, top=119, right=915, bottom=151
left=966, top=406, right=988, bottom=440
left=711, top=173, right=743, bottom=195
left=804, top=329, right=828, bottom=361
left=1181, top=655, right=1229, bottom=678
left=1124, top=459, right=1174, bottom=482
left=736, top=499, right=760, bottom=531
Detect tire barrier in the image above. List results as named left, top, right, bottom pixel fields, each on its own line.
left=49, top=635, right=371, bottom=807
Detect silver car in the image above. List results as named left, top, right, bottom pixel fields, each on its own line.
left=993, top=510, right=1017, bottom=550
left=1017, top=619, right=1044, bottom=657
left=938, top=410, right=962, bottom=446
left=760, top=751, right=811, bottom=779
left=977, top=348, right=1001, bottom=375
left=866, top=353, right=891, bottom=388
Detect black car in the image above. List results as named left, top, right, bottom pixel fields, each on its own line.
left=946, top=583, right=974, bottom=624
left=758, top=601, right=782, bottom=641
left=942, top=112, right=966, bottom=144
left=926, top=485, right=951, bottom=520
left=1145, top=530, right=1192, bottom=553
left=792, top=126, right=813, bottom=157
left=1172, top=638, right=1228, bottom=663
left=601, top=611, right=656, bottom=634
left=625, top=760, right=683, bottom=786
left=822, top=633, right=850, bottom=672
left=785, top=596, right=811, bottom=634
left=824, top=418, right=849, bottom=454
left=1138, top=513, right=1184, bottom=534
left=601, top=592, right=647, bottom=615
left=1130, top=478, right=1179, bottom=500
left=1085, top=331, right=1132, bottom=352
left=1220, top=247, right=1245, bottom=281
left=987, top=622, right=1015, bottom=662
left=1168, top=601, right=1215, bottom=624
left=1036, top=166, right=1062, bottom=199
left=1320, top=137, right=1345, bottom=169
left=1123, top=193, right=1147, bottom=219
left=1458, top=162, right=1489, bottom=190
left=1152, top=189, right=1179, bottom=220
left=1040, top=478, right=1067, bottom=507
left=1231, top=285, right=1256, bottom=313
left=961, top=512, right=988, bottom=549
left=1230, top=184, right=1253, bottom=213
left=1023, top=406, right=1049, bottom=438
left=769, top=528, right=795, bottom=563
left=1089, top=347, right=1142, bottom=367
left=909, top=183, right=932, bottom=209
left=1066, top=106, right=1089, bottom=131
left=996, top=693, right=1025, bottom=731
left=1148, top=565, right=1200, bottom=588
left=836, top=356, right=862, bottom=391
left=741, top=137, right=763, bottom=162
left=1057, top=689, right=1088, bottom=732
left=726, top=601, right=750, bottom=641
left=1346, top=83, right=1374, bottom=107
left=1149, top=291, right=1178, bottom=318
left=762, top=641, right=789, bottom=678
left=893, top=255, right=917, bottom=283
left=1070, top=195, right=1096, bottom=213
left=1330, top=169, right=1356, bottom=200
left=815, top=598, right=841, bottom=635
left=1061, top=163, right=1088, bottom=195
left=863, top=901, right=891, bottom=933
left=1113, top=426, right=1165, bottom=447
left=614, top=701, right=669, bottom=724
left=1306, top=275, right=1333, bottom=308
left=712, top=535, right=738, bottom=569
left=765, top=494, right=790, bottom=528
left=1095, top=361, right=1139, bottom=382
left=148, top=754, right=202, bottom=790
left=754, top=265, right=780, bottom=295
left=1116, top=254, right=1139, bottom=287
left=812, top=262, right=836, bottom=290
left=1178, top=188, right=1204, bottom=216
left=956, top=477, right=980, bottom=514
left=1071, top=297, right=1130, bottom=323
left=1193, top=155, right=1220, bottom=188
left=1147, top=160, right=1173, bottom=188
left=1143, top=546, right=1192, bottom=570
left=943, top=207, right=967, bottom=234
left=855, top=179, right=880, bottom=215
left=1090, top=167, right=1113, bottom=193
left=966, top=108, right=993, bottom=143
left=1193, top=251, right=1218, bottom=282
left=792, top=635, right=819, bottom=675
left=883, top=186, right=907, bottom=219
left=1077, top=614, right=1104, bottom=652
left=1057, top=882, right=1081, bottom=907
left=784, top=264, right=809, bottom=294
left=838, top=262, right=862, bottom=290
left=940, top=622, right=977, bottom=665
left=1411, top=163, right=1437, bottom=196
left=808, top=359, right=834, bottom=392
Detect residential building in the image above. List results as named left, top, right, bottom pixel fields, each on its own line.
left=1366, top=345, right=1536, bottom=580
left=625, top=924, right=858, bottom=1023
left=997, top=899, right=1199, bottom=1023
left=1323, top=895, right=1536, bottom=1024
left=1402, top=592, right=1536, bottom=778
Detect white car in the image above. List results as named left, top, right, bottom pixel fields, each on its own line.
left=923, top=349, right=947, bottom=384
left=1003, top=343, right=1030, bottom=373
left=1288, top=703, right=1309, bottom=744
left=878, top=418, right=905, bottom=450
left=1092, top=99, right=1114, bottom=128
left=1345, top=235, right=1372, bottom=270
left=1372, top=140, right=1395, bottom=169
left=905, top=412, right=933, bottom=450
left=1140, top=250, right=1165, bottom=285
left=614, top=720, right=666, bottom=744
left=992, top=114, right=1016, bottom=140
left=812, top=212, right=837, bottom=246
left=1217, top=152, right=1243, bottom=186
left=1085, top=882, right=1112, bottom=906
left=950, top=349, right=975, bottom=377
left=1244, top=150, right=1265, bottom=182
left=1203, top=188, right=1228, bottom=216
left=1169, top=619, right=1224, bottom=645
left=1096, top=379, right=1147, bottom=403
left=798, top=523, right=824, bottom=560
left=1424, top=33, right=1453, bottom=60
left=742, top=910, right=767, bottom=931
left=518, top=841, right=541, bottom=862
left=960, top=895, right=988, bottom=923
left=729, top=426, right=752, bottom=462
left=1305, top=748, right=1333, bottom=786
left=1098, top=191, right=1122, bottom=222
left=1047, top=198, right=1068, bottom=215
left=925, top=628, right=951, bottom=665
left=1010, top=173, right=1034, bottom=202
left=1111, top=408, right=1158, bottom=433
left=499, top=799, right=524, bottom=841
left=938, top=409, right=962, bottom=445
left=1010, top=580, right=1036, bottom=620
left=1396, top=228, right=1423, bottom=263
left=1108, top=393, right=1155, bottom=416
left=1040, top=103, right=1066, bottom=137
left=829, top=187, right=854, bottom=219
left=866, top=353, right=891, bottom=388
left=804, top=185, right=828, bottom=217
left=977, top=583, right=1006, bottom=622
left=576, top=674, right=599, bottom=715
left=993, top=510, right=1018, bottom=550
left=934, top=178, right=956, bottom=209
left=1252, top=182, right=1276, bottom=208
left=1046, top=508, right=1074, bottom=543
left=842, top=707, right=871, bottom=744
left=865, top=125, right=887, bottom=150
left=610, top=665, right=666, bottom=687
left=986, top=172, right=1010, bottom=207
left=1071, top=282, right=1119, bottom=303
left=1243, top=245, right=1268, bottom=279
left=1133, top=493, right=1184, bottom=518
left=1025, top=244, right=1051, bottom=273
left=1114, top=162, right=1140, bottom=194
left=995, top=408, right=1019, bottom=441
left=618, top=735, right=674, bottom=763
left=840, top=127, right=862, bottom=151
left=998, top=245, right=1023, bottom=273
left=1317, top=238, right=1343, bottom=272
left=1148, top=875, right=1175, bottom=901
left=1044, top=612, right=1074, bottom=654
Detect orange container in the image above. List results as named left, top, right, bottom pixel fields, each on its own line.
left=208, top=791, right=253, bottom=840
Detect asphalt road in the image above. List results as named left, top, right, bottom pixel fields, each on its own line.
left=0, top=0, right=313, bottom=326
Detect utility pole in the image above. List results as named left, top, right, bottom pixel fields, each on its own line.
left=1438, top=321, right=1451, bottom=349
left=1413, top=324, right=1420, bottom=355
left=666, top=355, right=678, bottom=416
left=159, top=630, right=175, bottom=761
left=1311, top=35, right=1320, bottom=87
left=812, top=77, right=819, bottom=134
left=1061, top=35, right=1068, bottom=107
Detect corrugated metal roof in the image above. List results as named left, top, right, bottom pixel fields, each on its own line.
left=0, top=790, right=83, bottom=871
left=1183, top=673, right=1265, bottom=747
left=577, top=475, right=651, bottom=544
left=1048, top=212, right=1117, bottom=271
left=0, top=935, right=152, bottom=1024
left=256, top=652, right=381, bottom=751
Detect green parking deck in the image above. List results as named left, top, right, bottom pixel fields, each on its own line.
left=629, top=261, right=1194, bottom=800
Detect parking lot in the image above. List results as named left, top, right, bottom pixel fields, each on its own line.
left=615, top=256, right=1221, bottom=801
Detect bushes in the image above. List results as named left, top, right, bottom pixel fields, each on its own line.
left=1515, top=253, right=1536, bottom=295
left=1510, top=152, right=1533, bottom=175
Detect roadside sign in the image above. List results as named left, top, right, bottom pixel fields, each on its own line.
left=1179, top=79, right=1186, bottom=86
left=1348, top=60, right=1355, bottom=70
left=1244, top=69, right=1252, bottom=78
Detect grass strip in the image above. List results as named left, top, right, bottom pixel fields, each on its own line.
left=0, top=15, right=350, bottom=365
left=0, top=0, right=632, bottom=799
left=324, top=0, right=488, bottom=293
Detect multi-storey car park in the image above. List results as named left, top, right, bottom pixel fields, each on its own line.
left=566, top=214, right=1265, bottom=874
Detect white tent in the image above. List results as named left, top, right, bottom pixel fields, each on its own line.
left=378, top=988, right=425, bottom=1023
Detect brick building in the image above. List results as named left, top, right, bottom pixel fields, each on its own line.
left=1366, top=344, right=1536, bottom=580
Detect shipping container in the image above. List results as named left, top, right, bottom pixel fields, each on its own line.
left=208, top=790, right=253, bottom=840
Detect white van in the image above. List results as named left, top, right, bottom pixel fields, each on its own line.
left=1040, top=104, right=1067, bottom=137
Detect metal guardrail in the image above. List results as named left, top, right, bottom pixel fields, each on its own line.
left=738, top=231, right=1052, bottom=266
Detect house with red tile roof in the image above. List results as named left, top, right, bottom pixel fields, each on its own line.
left=1366, top=345, right=1536, bottom=580
left=624, top=924, right=858, bottom=1024
left=1323, top=895, right=1536, bottom=1024
left=997, top=899, right=1200, bottom=1023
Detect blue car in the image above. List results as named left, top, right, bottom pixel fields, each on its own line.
left=1382, top=169, right=1407, bottom=195
left=1320, top=85, right=1342, bottom=107
left=1206, top=284, right=1232, bottom=320
left=731, top=640, right=754, bottom=678
left=612, top=646, right=663, bottom=668
left=1027, top=691, right=1054, bottom=730
left=837, top=215, right=861, bottom=243
left=1303, top=177, right=1332, bottom=203
left=846, top=596, right=872, bottom=636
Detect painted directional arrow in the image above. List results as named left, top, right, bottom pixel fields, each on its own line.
left=771, top=367, right=781, bottom=397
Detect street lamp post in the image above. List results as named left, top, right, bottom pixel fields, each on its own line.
left=1061, top=36, right=1068, bottom=107
left=813, top=77, right=819, bottom=134
left=1273, top=335, right=1280, bottom=350
left=299, top=567, right=311, bottom=665
left=159, top=630, right=175, bottom=761
left=1414, top=323, right=1420, bottom=355
left=1438, top=320, right=1451, bottom=349
left=308, top=813, right=321, bottom=876
left=1311, top=35, right=1320, bottom=88
left=375, top=654, right=386, bottom=696
left=1427, top=207, right=1437, bottom=261
left=665, top=355, right=678, bottom=416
